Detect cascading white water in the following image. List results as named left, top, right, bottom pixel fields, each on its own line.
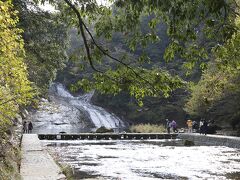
left=53, top=83, right=125, bottom=129
left=55, top=84, right=74, bottom=98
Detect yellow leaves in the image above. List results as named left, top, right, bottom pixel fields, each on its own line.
left=0, top=1, right=34, bottom=128
left=0, top=4, right=7, bottom=12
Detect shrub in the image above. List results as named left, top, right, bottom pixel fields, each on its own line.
left=61, top=164, right=74, bottom=180
left=184, top=140, right=195, bottom=146
left=129, top=124, right=165, bottom=133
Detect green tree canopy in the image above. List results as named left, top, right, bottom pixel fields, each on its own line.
left=32, top=0, right=238, bottom=104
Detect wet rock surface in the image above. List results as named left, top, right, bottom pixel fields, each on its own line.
left=27, top=97, right=94, bottom=134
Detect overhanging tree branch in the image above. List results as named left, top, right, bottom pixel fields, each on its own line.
left=63, top=0, right=158, bottom=93
left=64, top=0, right=103, bottom=74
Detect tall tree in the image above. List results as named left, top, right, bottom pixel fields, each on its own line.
left=185, top=16, right=240, bottom=128
left=0, top=1, right=34, bottom=178
left=0, top=0, right=33, bottom=135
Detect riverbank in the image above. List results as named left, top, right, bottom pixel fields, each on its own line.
left=20, top=134, right=65, bottom=180
left=178, top=133, right=240, bottom=148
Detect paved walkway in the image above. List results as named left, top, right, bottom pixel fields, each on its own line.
left=20, top=134, right=66, bottom=180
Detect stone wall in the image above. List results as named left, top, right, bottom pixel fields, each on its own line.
left=178, top=134, right=240, bottom=148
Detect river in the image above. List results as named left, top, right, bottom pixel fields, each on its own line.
left=43, top=139, right=240, bottom=179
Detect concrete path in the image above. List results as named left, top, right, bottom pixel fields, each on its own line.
left=20, top=134, right=66, bottom=180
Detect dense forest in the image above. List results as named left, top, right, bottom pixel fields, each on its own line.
left=1, top=0, right=240, bottom=178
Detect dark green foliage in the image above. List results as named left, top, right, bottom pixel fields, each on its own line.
left=185, top=20, right=240, bottom=130
left=13, top=0, right=69, bottom=93
left=92, top=90, right=187, bottom=126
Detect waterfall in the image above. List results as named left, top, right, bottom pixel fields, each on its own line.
left=50, top=83, right=125, bottom=129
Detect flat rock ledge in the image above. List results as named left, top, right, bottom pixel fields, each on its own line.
left=20, top=134, right=66, bottom=180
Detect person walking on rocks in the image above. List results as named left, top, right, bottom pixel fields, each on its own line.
left=28, top=121, right=33, bottom=133
left=23, top=121, right=28, bottom=133
left=187, top=119, right=193, bottom=133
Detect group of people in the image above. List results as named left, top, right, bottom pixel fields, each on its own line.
left=23, top=121, right=33, bottom=133
left=186, top=119, right=208, bottom=135
left=166, top=119, right=178, bottom=134
left=165, top=118, right=209, bottom=135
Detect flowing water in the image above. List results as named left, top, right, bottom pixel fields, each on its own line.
left=43, top=139, right=240, bottom=180
left=30, top=83, right=125, bottom=133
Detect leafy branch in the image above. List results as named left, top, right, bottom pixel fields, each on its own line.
left=63, top=0, right=103, bottom=74
left=63, top=0, right=158, bottom=93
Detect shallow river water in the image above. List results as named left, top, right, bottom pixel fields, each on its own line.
left=43, top=139, right=240, bottom=180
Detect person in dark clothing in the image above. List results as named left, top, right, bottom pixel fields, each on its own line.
left=166, top=119, right=171, bottom=134
left=202, top=120, right=208, bottom=135
left=28, top=121, right=33, bottom=133
left=23, top=121, right=27, bottom=133
left=192, top=121, right=198, bottom=132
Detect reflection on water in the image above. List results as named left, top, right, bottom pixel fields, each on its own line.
left=43, top=140, right=240, bottom=180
